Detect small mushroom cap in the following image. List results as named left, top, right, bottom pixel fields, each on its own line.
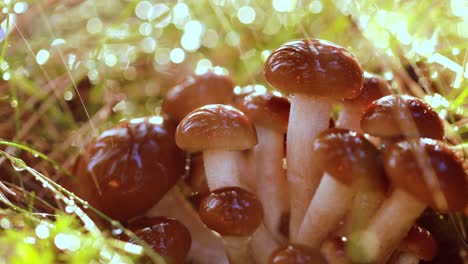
left=383, top=138, right=467, bottom=212
left=237, top=90, right=290, bottom=133
left=71, top=117, right=186, bottom=221
left=343, top=72, right=392, bottom=111
left=264, top=39, right=363, bottom=99
left=361, top=94, right=444, bottom=140
left=176, top=104, right=258, bottom=153
left=312, top=128, right=384, bottom=186
left=199, top=186, right=263, bottom=236
left=269, top=244, right=327, bottom=264
left=127, top=216, right=192, bottom=264
left=161, top=72, right=235, bottom=123
left=400, top=224, right=437, bottom=261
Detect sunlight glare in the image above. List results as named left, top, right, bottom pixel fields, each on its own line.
left=170, top=48, right=185, bottom=64
left=195, top=59, right=213, bottom=75
left=36, top=49, right=50, bottom=65
left=273, top=0, right=295, bottom=12
left=135, top=1, right=152, bottom=20
left=309, top=0, right=323, bottom=14
left=238, top=6, right=256, bottom=24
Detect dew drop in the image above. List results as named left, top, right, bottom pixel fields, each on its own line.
left=112, top=229, right=123, bottom=236
left=10, top=158, right=27, bottom=171
left=65, top=205, right=76, bottom=214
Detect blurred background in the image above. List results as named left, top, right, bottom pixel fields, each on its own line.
left=0, top=0, right=466, bottom=263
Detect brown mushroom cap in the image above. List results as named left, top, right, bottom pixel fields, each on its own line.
left=383, top=138, right=467, bottom=212
left=312, top=128, right=384, bottom=186
left=71, top=117, right=185, bottom=221
left=176, top=104, right=257, bottom=153
left=361, top=94, right=444, bottom=140
left=343, top=72, right=392, bottom=111
left=264, top=39, right=363, bottom=99
left=237, top=90, right=290, bottom=133
left=126, top=216, right=192, bottom=264
left=199, top=186, right=263, bottom=236
left=399, top=224, right=437, bottom=261
left=268, top=244, right=327, bottom=264
left=161, top=72, right=235, bottom=123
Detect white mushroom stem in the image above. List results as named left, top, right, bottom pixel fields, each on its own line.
left=336, top=105, right=363, bottom=133
left=145, top=187, right=228, bottom=264
left=344, top=183, right=386, bottom=234
left=238, top=149, right=256, bottom=191
left=287, top=94, right=332, bottom=238
left=203, top=150, right=246, bottom=190
left=254, top=125, right=289, bottom=239
left=356, top=189, right=426, bottom=263
left=295, top=173, right=354, bottom=248
left=223, top=236, right=254, bottom=264
left=250, top=224, right=283, bottom=264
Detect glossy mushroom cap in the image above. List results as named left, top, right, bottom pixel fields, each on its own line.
left=161, top=72, right=235, bottom=123
left=268, top=244, right=327, bottom=264
left=176, top=104, right=258, bottom=153
left=312, top=128, right=385, bottom=187
left=127, top=216, right=192, bottom=264
left=361, top=94, right=444, bottom=140
left=342, top=72, right=392, bottom=111
left=237, top=90, right=290, bottom=133
left=383, top=138, right=467, bottom=212
left=264, top=39, right=363, bottom=99
left=71, top=117, right=185, bottom=221
left=199, top=186, right=263, bottom=236
left=399, top=224, right=437, bottom=261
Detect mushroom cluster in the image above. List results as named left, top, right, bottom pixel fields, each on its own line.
left=70, top=38, right=467, bottom=264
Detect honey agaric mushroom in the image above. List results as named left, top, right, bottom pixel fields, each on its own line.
left=126, top=216, right=192, bottom=264
left=70, top=116, right=185, bottom=222
left=146, top=188, right=228, bottom=263
left=237, top=90, right=290, bottom=239
left=269, top=244, right=327, bottom=264
left=161, top=72, right=235, bottom=124
left=199, top=187, right=263, bottom=264
left=295, top=128, right=383, bottom=249
left=176, top=104, right=257, bottom=190
left=265, top=39, right=364, bottom=237
left=361, top=94, right=444, bottom=141
left=393, top=224, right=438, bottom=263
left=337, top=72, right=392, bottom=133
left=357, top=138, right=467, bottom=263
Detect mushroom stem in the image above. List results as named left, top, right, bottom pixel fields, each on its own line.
left=356, top=189, right=426, bottom=263
left=295, top=173, right=354, bottom=248
left=336, top=106, right=363, bottom=133
left=287, top=94, right=332, bottom=238
left=344, top=182, right=386, bottom=235
left=223, top=236, right=255, bottom=264
left=238, top=149, right=256, bottom=191
left=254, top=125, right=289, bottom=239
left=203, top=150, right=244, bottom=190
left=250, top=224, right=283, bottom=264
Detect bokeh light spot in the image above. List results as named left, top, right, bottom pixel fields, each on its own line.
left=238, top=6, right=256, bottom=24
left=170, top=48, right=185, bottom=64
left=36, top=49, right=50, bottom=65
left=273, top=0, right=295, bottom=12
